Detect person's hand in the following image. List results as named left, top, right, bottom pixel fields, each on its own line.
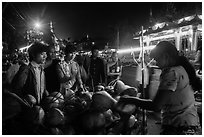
left=118, top=95, right=132, bottom=104
left=45, top=90, right=49, bottom=96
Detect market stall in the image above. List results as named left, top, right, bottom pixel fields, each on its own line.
left=134, top=14, right=202, bottom=52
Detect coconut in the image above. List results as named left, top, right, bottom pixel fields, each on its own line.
left=128, top=115, right=136, bottom=128
left=94, top=85, right=105, bottom=92
left=107, top=120, right=124, bottom=135
left=92, top=91, right=117, bottom=112
left=103, top=109, right=114, bottom=123
left=45, top=108, right=65, bottom=126
left=115, top=102, right=136, bottom=115
left=114, top=80, right=128, bottom=95
left=64, top=88, right=75, bottom=99
left=49, top=92, right=64, bottom=104
left=120, top=87, right=138, bottom=97
left=104, top=86, right=115, bottom=95
left=81, top=111, right=106, bottom=133
left=25, top=105, right=45, bottom=125
left=41, top=96, right=60, bottom=111
left=50, top=127, right=63, bottom=135
left=25, top=94, right=37, bottom=106
left=80, top=91, right=92, bottom=103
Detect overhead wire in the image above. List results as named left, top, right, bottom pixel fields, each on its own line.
left=11, top=4, right=26, bottom=22
left=3, top=17, right=16, bottom=30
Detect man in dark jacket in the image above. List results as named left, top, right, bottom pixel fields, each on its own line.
left=89, top=46, right=105, bottom=87
left=12, top=42, right=49, bottom=105
left=44, top=45, right=61, bottom=93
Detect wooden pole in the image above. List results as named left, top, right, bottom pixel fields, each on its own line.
left=141, top=26, right=147, bottom=135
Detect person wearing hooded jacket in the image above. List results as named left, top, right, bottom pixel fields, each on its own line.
left=118, top=41, right=201, bottom=135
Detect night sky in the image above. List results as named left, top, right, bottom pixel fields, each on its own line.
left=2, top=2, right=201, bottom=49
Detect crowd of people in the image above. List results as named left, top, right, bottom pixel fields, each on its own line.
left=2, top=40, right=202, bottom=135
left=3, top=41, right=123, bottom=104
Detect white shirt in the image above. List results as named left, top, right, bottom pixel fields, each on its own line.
left=58, top=60, right=82, bottom=91
left=30, top=61, right=45, bottom=103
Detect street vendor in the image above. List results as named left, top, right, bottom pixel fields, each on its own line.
left=118, top=41, right=201, bottom=135
left=56, top=44, right=83, bottom=95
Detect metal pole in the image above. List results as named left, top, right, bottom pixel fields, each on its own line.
left=141, top=26, right=147, bottom=135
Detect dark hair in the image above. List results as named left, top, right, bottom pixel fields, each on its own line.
left=64, top=45, right=77, bottom=55
left=28, top=42, right=48, bottom=61
left=91, top=46, right=99, bottom=53
left=151, top=41, right=201, bottom=91
left=179, top=55, right=201, bottom=91
left=46, top=45, right=55, bottom=59
left=150, top=41, right=179, bottom=67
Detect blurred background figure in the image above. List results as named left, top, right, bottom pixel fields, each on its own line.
left=88, top=46, right=105, bottom=89
left=194, top=39, right=202, bottom=76
left=106, top=52, right=122, bottom=85
left=75, top=52, right=89, bottom=85
left=56, top=45, right=83, bottom=95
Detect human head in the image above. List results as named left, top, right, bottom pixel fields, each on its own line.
left=150, top=41, right=179, bottom=68
left=28, top=42, right=48, bottom=64
left=91, top=46, right=99, bottom=58
left=47, top=46, right=56, bottom=60
left=111, top=52, right=118, bottom=62
left=64, top=45, right=77, bottom=61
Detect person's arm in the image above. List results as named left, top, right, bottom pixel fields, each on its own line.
left=76, top=63, right=83, bottom=89
left=11, top=65, right=28, bottom=98
left=118, top=61, right=122, bottom=76
left=56, top=63, right=72, bottom=83
left=119, top=89, right=171, bottom=111
left=119, top=68, right=178, bottom=111
left=107, top=62, right=115, bottom=76
left=119, top=66, right=122, bottom=76
left=43, top=90, right=49, bottom=97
